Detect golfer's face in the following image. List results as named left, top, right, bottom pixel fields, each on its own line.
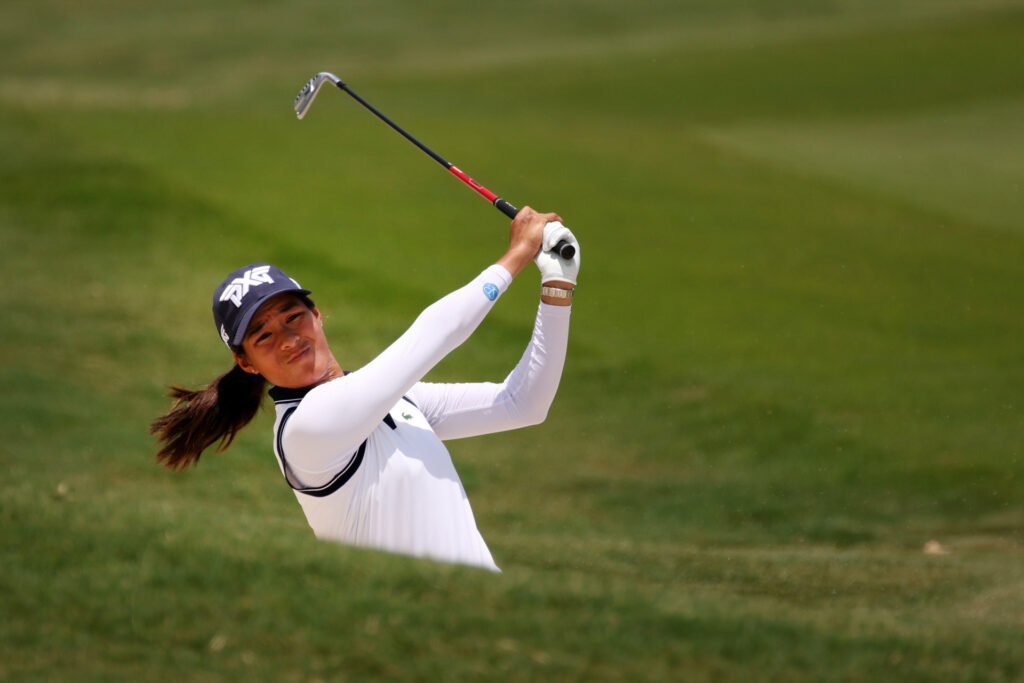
left=237, top=293, right=333, bottom=389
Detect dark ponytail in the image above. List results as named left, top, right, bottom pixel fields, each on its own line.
left=150, top=364, right=267, bottom=470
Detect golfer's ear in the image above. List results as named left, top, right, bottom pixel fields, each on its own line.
left=233, top=351, right=257, bottom=374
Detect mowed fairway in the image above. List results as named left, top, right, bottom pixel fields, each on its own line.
left=2, top=1, right=1023, bottom=680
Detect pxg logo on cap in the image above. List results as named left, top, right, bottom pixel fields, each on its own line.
left=212, top=263, right=311, bottom=349
left=220, top=265, right=275, bottom=307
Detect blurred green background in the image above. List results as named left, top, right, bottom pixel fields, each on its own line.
left=2, top=1, right=1023, bottom=680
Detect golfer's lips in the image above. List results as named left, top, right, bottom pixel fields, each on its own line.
left=286, top=344, right=311, bottom=364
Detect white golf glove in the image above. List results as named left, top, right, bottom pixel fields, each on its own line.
left=534, top=221, right=581, bottom=285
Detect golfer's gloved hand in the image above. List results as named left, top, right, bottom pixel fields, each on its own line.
left=534, top=221, right=580, bottom=285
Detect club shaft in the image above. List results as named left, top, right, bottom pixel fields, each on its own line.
left=319, top=75, right=574, bottom=258
left=335, top=81, right=451, bottom=170
left=332, top=81, right=521, bottom=218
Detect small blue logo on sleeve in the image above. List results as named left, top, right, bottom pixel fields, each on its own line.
left=482, top=283, right=499, bottom=301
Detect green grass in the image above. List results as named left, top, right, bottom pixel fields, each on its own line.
left=2, top=0, right=1024, bottom=680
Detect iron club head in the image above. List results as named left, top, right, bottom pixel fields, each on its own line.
left=294, top=72, right=341, bottom=119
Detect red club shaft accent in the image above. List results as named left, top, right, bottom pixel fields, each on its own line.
left=448, top=166, right=498, bottom=203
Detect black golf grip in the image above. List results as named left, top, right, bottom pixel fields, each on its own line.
left=493, top=199, right=576, bottom=260
left=552, top=240, right=576, bottom=260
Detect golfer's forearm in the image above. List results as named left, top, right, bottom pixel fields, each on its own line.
left=499, top=302, right=572, bottom=423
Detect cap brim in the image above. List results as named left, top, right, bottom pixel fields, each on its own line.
left=230, top=287, right=312, bottom=348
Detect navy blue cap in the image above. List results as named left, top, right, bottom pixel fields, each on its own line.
left=212, top=263, right=311, bottom=348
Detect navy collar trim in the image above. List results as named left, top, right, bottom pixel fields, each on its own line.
left=268, top=385, right=312, bottom=403
left=269, top=371, right=349, bottom=404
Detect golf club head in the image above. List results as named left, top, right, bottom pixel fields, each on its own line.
left=294, top=72, right=341, bottom=119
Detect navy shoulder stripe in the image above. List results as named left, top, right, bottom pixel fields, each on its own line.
left=270, top=385, right=418, bottom=497
left=275, top=406, right=365, bottom=498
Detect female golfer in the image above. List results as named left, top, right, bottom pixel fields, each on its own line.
left=151, top=208, right=579, bottom=571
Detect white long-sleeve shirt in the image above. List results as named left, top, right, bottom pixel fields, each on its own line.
left=268, top=265, right=571, bottom=571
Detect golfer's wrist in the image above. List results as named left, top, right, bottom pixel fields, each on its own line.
left=541, top=280, right=574, bottom=306
left=497, top=244, right=537, bottom=278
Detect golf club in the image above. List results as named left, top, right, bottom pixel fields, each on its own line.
left=294, top=72, right=575, bottom=260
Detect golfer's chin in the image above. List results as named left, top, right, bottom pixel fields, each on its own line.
left=267, top=355, right=328, bottom=390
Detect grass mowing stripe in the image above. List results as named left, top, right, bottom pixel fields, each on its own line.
left=698, top=98, right=1024, bottom=235
left=452, top=8, right=1024, bottom=126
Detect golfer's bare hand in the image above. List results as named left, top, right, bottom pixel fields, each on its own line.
left=497, top=206, right=562, bottom=277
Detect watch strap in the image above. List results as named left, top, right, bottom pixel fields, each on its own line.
left=541, top=285, right=574, bottom=299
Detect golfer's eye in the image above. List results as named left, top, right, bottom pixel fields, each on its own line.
left=256, top=332, right=271, bottom=344
left=287, top=313, right=302, bottom=323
